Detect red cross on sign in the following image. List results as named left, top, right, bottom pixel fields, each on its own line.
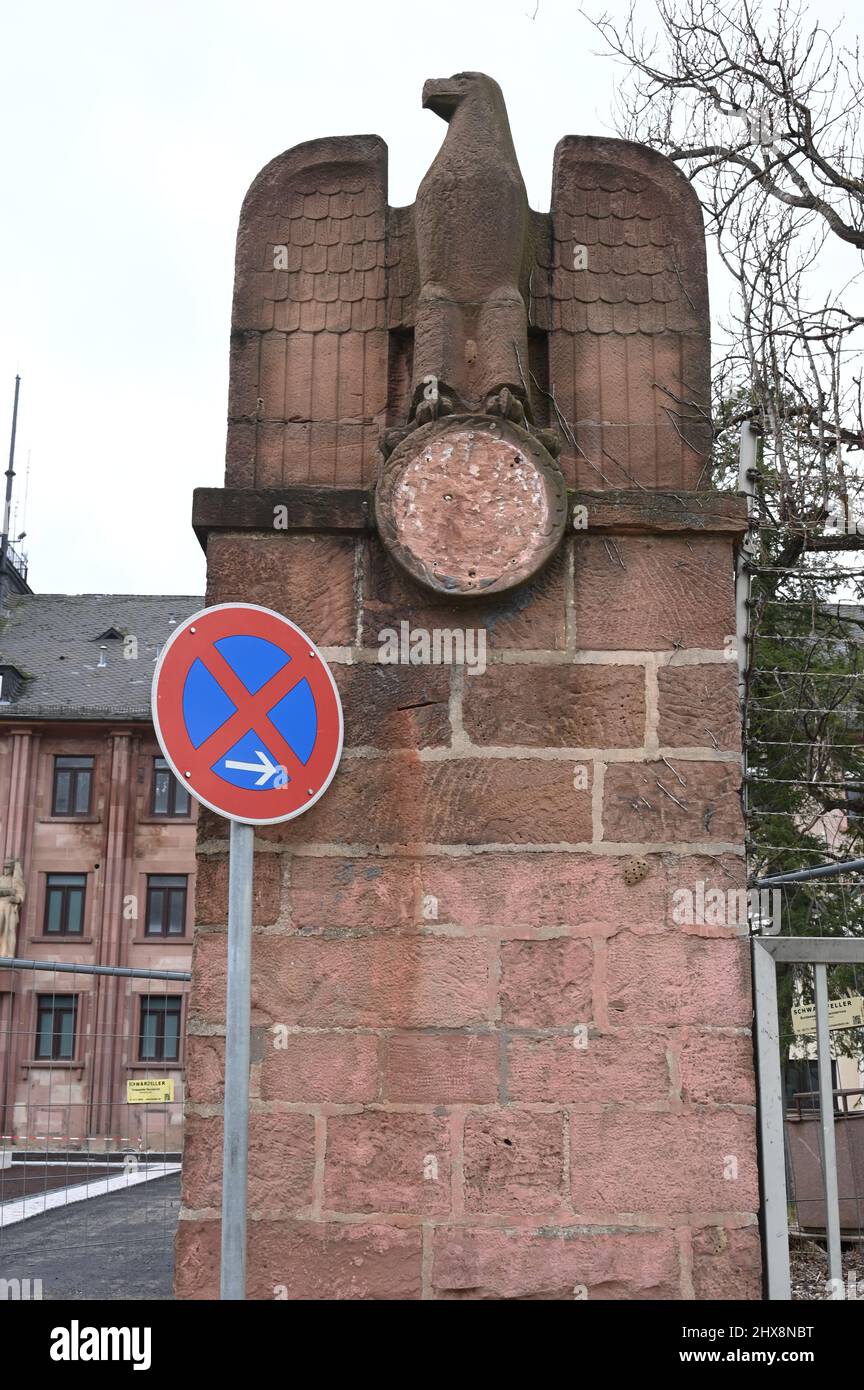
left=151, top=603, right=343, bottom=825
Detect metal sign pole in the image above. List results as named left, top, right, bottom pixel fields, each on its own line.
left=152, top=603, right=343, bottom=1301
left=813, top=962, right=843, bottom=1287
left=220, top=819, right=254, bottom=1299
left=751, top=939, right=791, bottom=1299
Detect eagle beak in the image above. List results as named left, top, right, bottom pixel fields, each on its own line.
left=422, top=79, right=458, bottom=118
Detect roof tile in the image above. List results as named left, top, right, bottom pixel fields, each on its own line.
left=0, top=595, right=203, bottom=720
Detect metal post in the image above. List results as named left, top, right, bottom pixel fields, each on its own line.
left=755, top=857, right=864, bottom=888
left=813, top=962, right=843, bottom=1287
left=221, top=819, right=254, bottom=1299
left=1, top=956, right=190, bottom=980
left=736, top=423, right=758, bottom=912
left=752, top=940, right=791, bottom=1299
left=735, top=421, right=758, bottom=714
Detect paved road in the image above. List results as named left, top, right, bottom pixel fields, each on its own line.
left=0, top=1173, right=180, bottom=1299
left=0, top=1164, right=114, bottom=1201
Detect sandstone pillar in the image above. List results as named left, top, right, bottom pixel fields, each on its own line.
left=177, top=74, right=760, bottom=1301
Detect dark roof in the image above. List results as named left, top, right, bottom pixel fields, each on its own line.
left=0, top=594, right=203, bottom=721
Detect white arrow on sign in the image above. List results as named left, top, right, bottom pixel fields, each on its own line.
left=224, top=749, right=282, bottom=787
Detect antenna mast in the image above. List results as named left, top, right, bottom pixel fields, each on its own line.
left=0, top=375, right=21, bottom=613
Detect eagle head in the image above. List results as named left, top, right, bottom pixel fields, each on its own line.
left=422, top=72, right=502, bottom=122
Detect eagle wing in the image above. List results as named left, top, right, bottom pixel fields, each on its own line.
left=530, top=137, right=711, bottom=490
left=228, top=134, right=398, bottom=487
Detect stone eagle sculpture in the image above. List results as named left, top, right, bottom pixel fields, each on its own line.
left=411, top=73, right=537, bottom=433
left=228, top=70, right=710, bottom=503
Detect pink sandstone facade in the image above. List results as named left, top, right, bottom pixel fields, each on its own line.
left=0, top=597, right=199, bottom=1153
left=176, top=76, right=761, bottom=1299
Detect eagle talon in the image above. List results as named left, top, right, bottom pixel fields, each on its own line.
left=485, top=387, right=526, bottom=426
left=533, top=427, right=562, bottom=458
left=379, top=426, right=411, bottom=459
left=413, top=392, right=456, bottom=427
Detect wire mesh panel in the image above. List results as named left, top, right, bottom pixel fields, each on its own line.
left=779, top=952, right=864, bottom=1236
left=743, top=494, right=864, bottom=1297
left=0, top=959, right=188, bottom=1300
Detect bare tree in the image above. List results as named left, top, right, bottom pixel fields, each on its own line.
left=587, top=4, right=864, bottom=980
left=587, top=0, right=864, bottom=547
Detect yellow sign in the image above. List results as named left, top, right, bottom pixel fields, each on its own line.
left=127, top=1079, right=175, bottom=1104
left=792, top=996, right=864, bottom=1036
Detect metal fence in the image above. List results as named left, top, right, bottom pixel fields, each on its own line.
left=754, top=931, right=864, bottom=1299
left=0, top=958, right=189, bottom=1300
left=740, top=422, right=864, bottom=1299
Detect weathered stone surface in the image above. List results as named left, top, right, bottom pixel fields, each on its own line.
left=507, top=1032, right=669, bottom=1104
left=570, top=1111, right=759, bottom=1213
left=291, top=855, right=416, bottom=931
left=572, top=490, right=747, bottom=536
left=325, top=1111, right=451, bottom=1213
left=573, top=536, right=734, bottom=650
left=362, top=539, right=567, bottom=651
left=205, top=534, right=356, bottom=645
left=431, top=1226, right=680, bottom=1300
left=419, top=852, right=667, bottom=930
left=463, top=664, right=645, bottom=747
left=691, top=1224, right=762, bottom=1300
left=382, top=1031, right=499, bottom=1102
left=182, top=1112, right=315, bottom=1212
left=463, top=1109, right=567, bottom=1215
left=291, top=848, right=672, bottom=936
left=193, top=804, right=231, bottom=844
left=260, top=1030, right=379, bottom=1103
left=547, top=137, right=711, bottom=490
left=376, top=416, right=567, bottom=598
left=259, top=756, right=594, bottom=846
left=334, top=662, right=451, bottom=748
left=678, top=1032, right=757, bottom=1106
left=658, top=662, right=741, bottom=750
left=192, top=485, right=372, bottom=549
left=602, top=760, right=742, bottom=843
left=412, top=74, right=532, bottom=412
left=184, top=1034, right=225, bottom=1106
left=190, top=934, right=491, bottom=1028
left=195, top=853, right=282, bottom=926
left=664, top=852, right=747, bottom=935
left=175, top=1219, right=423, bottom=1300
left=499, top=938, right=593, bottom=1027
left=606, top=932, right=752, bottom=1027
left=194, top=485, right=746, bottom=547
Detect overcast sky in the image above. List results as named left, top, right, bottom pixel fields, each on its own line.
left=0, top=0, right=854, bottom=596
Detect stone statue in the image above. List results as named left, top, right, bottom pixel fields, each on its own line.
left=412, top=73, right=532, bottom=428
left=0, top=858, right=24, bottom=959
left=230, top=70, right=710, bottom=596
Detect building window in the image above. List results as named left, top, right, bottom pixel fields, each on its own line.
left=145, top=875, right=188, bottom=936
left=52, top=756, right=94, bottom=816
left=44, top=874, right=87, bottom=936
left=35, top=994, right=78, bottom=1060
left=152, top=757, right=190, bottom=817
left=785, top=1058, right=840, bottom=1113
left=0, top=665, right=24, bottom=703
left=139, top=997, right=182, bottom=1062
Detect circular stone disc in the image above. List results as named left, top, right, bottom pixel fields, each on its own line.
left=375, top=415, right=566, bottom=597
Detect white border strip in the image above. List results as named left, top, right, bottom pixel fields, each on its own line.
left=0, top=1162, right=181, bottom=1227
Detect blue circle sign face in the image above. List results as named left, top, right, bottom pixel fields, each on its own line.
left=151, top=603, right=344, bottom=825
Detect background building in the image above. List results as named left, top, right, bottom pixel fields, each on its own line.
left=0, top=593, right=201, bottom=1152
